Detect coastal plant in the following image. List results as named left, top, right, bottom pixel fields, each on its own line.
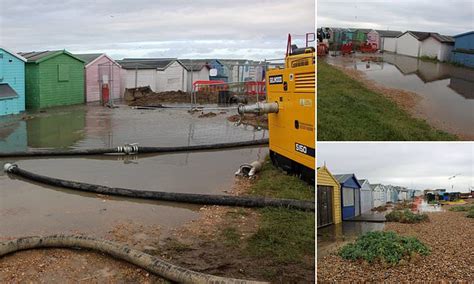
left=339, top=231, right=430, bottom=265
left=385, top=209, right=428, bottom=223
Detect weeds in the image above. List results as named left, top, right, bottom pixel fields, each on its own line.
left=248, top=158, right=315, bottom=201
left=339, top=231, right=430, bottom=264
left=448, top=205, right=474, bottom=212
left=385, top=209, right=429, bottom=223
left=449, top=205, right=474, bottom=218
left=247, top=207, right=315, bottom=263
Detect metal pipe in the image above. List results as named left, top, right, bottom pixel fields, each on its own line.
left=237, top=102, right=279, bottom=115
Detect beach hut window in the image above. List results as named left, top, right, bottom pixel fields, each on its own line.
left=58, top=64, right=69, bottom=82
left=343, top=187, right=354, bottom=206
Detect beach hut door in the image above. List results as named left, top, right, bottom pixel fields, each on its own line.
left=317, top=186, right=333, bottom=227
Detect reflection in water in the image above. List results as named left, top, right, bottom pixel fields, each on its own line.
left=0, top=104, right=268, bottom=152
left=326, top=53, right=474, bottom=138
left=26, top=108, right=86, bottom=149
left=0, top=121, right=27, bottom=152
left=317, top=221, right=384, bottom=258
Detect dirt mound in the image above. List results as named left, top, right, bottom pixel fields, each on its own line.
left=125, top=87, right=260, bottom=106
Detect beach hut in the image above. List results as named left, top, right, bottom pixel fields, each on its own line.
left=317, top=166, right=342, bottom=227
left=179, top=59, right=211, bottom=91
left=370, top=184, right=384, bottom=207
left=451, top=31, right=474, bottom=68
left=420, top=34, right=454, bottom=62
left=0, top=47, right=26, bottom=116
left=353, top=29, right=371, bottom=47
left=396, top=31, right=431, bottom=58
left=74, top=53, right=122, bottom=103
left=341, top=28, right=355, bottom=44
left=19, top=50, right=85, bottom=109
left=366, top=30, right=380, bottom=49
left=118, top=58, right=187, bottom=93
left=377, top=30, right=402, bottom=53
left=334, top=174, right=361, bottom=220
left=358, top=179, right=373, bottom=213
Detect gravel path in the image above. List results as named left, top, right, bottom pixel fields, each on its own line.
left=317, top=201, right=474, bottom=282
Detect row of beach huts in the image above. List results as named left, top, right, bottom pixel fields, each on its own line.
left=320, top=28, right=474, bottom=66
left=0, top=46, right=265, bottom=116
left=317, top=166, right=421, bottom=227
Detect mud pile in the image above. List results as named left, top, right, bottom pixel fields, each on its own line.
left=125, top=86, right=260, bottom=106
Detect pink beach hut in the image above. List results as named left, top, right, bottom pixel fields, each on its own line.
left=367, top=30, right=380, bottom=50
left=74, top=53, right=122, bottom=103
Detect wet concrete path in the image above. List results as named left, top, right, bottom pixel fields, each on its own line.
left=326, top=53, right=474, bottom=139
left=0, top=104, right=268, bottom=239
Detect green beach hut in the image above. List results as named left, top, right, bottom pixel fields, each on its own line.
left=19, top=50, right=85, bottom=109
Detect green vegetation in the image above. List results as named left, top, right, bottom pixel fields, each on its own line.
left=248, top=159, right=315, bottom=201
left=385, top=209, right=429, bottom=223
left=448, top=205, right=474, bottom=212
left=245, top=159, right=315, bottom=263
left=221, top=227, right=241, bottom=246
left=339, top=231, right=430, bottom=264
left=420, top=55, right=439, bottom=62
left=449, top=205, right=474, bottom=218
left=317, top=61, right=457, bottom=141
left=467, top=210, right=474, bottom=218
left=247, top=207, right=314, bottom=263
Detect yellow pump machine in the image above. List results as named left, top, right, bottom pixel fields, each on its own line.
left=238, top=33, right=315, bottom=182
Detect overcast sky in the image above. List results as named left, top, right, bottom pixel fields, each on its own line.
left=0, top=0, right=314, bottom=60
left=317, top=143, right=474, bottom=192
left=318, top=0, right=473, bottom=36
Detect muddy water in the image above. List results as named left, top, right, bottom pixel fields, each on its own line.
left=326, top=54, right=474, bottom=138
left=317, top=222, right=384, bottom=258
left=0, top=104, right=268, bottom=239
left=0, top=103, right=267, bottom=151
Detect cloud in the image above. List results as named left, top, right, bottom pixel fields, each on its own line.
left=0, top=0, right=315, bottom=60
left=318, top=0, right=473, bottom=35
left=317, top=143, right=474, bottom=192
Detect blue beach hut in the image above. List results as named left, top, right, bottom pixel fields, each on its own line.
left=0, top=47, right=26, bottom=116
left=334, top=174, right=362, bottom=220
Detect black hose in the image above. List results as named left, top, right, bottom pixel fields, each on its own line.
left=0, top=234, right=268, bottom=284
left=3, top=164, right=314, bottom=211
left=0, top=139, right=268, bottom=158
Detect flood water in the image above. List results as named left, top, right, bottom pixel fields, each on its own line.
left=0, top=104, right=268, bottom=239
left=326, top=53, right=474, bottom=139
left=317, top=221, right=384, bottom=258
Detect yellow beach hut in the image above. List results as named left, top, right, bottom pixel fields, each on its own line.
left=317, top=166, right=342, bottom=227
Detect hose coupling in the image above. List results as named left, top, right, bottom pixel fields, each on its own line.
left=3, top=163, right=18, bottom=173
left=117, top=143, right=139, bottom=155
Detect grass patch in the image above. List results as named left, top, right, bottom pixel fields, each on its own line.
left=385, top=209, right=429, bottom=223
left=244, top=160, right=314, bottom=263
left=339, top=231, right=430, bottom=264
left=165, top=239, right=192, bottom=252
left=420, top=55, right=438, bottom=62
left=247, top=207, right=315, bottom=263
left=449, top=205, right=474, bottom=218
left=221, top=227, right=241, bottom=246
left=248, top=159, right=315, bottom=201
left=467, top=209, right=474, bottom=218
left=317, top=61, right=457, bottom=141
left=448, top=205, right=474, bottom=212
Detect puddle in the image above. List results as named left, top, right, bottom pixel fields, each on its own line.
left=326, top=53, right=474, bottom=138
left=317, top=221, right=384, bottom=258
left=0, top=103, right=268, bottom=240
left=415, top=200, right=444, bottom=213
left=0, top=103, right=267, bottom=152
